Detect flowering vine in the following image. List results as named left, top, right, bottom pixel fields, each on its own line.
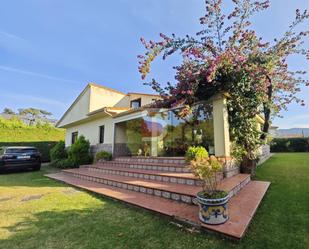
left=138, top=0, right=309, bottom=170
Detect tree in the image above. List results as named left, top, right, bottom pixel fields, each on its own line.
left=138, top=0, right=309, bottom=174
left=18, top=108, right=52, bottom=125
left=2, top=108, right=16, bottom=115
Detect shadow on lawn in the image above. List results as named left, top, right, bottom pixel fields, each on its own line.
left=0, top=199, right=230, bottom=249
left=0, top=164, right=64, bottom=188
left=1, top=208, right=116, bottom=249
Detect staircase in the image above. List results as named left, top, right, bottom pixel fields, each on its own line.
left=46, top=157, right=270, bottom=239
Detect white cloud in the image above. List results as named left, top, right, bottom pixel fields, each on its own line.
left=0, top=65, right=77, bottom=84
left=0, top=29, right=25, bottom=41
left=0, top=91, right=68, bottom=109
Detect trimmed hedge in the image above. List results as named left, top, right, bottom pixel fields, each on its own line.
left=270, top=138, right=309, bottom=152
left=0, top=141, right=58, bottom=162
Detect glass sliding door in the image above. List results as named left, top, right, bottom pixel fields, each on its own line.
left=114, top=102, right=215, bottom=157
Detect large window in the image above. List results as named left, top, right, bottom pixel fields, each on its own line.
left=99, top=125, right=105, bottom=144
left=114, top=102, right=215, bottom=157
left=71, top=132, right=78, bottom=144
left=130, top=98, right=141, bottom=109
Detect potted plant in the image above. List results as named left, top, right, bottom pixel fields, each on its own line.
left=186, top=146, right=229, bottom=225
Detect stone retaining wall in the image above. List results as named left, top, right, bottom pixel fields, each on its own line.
left=90, top=144, right=113, bottom=156
left=258, top=144, right=271, bottom=165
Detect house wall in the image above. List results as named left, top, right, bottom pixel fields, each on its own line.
left=61, top=87, right=232, bottom=158
left=129, top=94, right=161, bottom=107
left=89, top=86, right=127, bottom=111
left=65, top=116, right=114, bottom=153
left=58, top=84, right=129, bottom=128
left=59, top=87, right=91, bottom=127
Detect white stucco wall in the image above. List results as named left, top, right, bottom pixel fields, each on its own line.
left=58, top=87, right=91, bottom=127
left=58, top=85, right=161, bottom=129
left=213, top=95, right=231, bottom=157
left=129, top=94, right=161, bottom=107
left=65, top=116, right=114, bottom=147
left=89, top=85, right=127, bottom=111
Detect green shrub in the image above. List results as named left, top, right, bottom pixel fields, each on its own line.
left=49, top=159, right=60, bottom=168
left=185, top=146, right=209, bottom=162
left=270, top=138, right=309, bottom=152
left=94, top=151, right=112, bottom=163
left=68, top=135, right=92, bottom=166
left=50, top=141, right=67, bottom=162
left=190, top=156, right=225, bottom=197
left=57, top=159, right=76, bottom=169
left=50, top=158, right=76, bottom=169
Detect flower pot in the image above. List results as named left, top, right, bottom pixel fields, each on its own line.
left=196, top=191, right=230, bottom=225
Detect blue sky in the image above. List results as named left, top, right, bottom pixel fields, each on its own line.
left=0, top=0, right=308, bottom=128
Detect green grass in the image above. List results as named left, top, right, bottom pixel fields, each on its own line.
left=0, top=153, right=308, bottom=249
left=0, top=117, right=65, bottom=142
left=0, top=127, right=65, bottom=142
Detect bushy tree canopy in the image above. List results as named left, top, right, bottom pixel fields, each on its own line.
left=2, top=108, right=16, bottom=115
left=18, top=108, right=52, bottom=125
left=138, top=0, right=309, bottom=163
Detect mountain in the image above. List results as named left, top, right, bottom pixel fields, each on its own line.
left=274, top=128, right=309, bottom=138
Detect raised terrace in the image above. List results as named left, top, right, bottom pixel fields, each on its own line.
left=46, top=156, right=270, bottom=239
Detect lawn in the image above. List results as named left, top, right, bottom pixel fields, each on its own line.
left=0, top=153, right=308, bottom=249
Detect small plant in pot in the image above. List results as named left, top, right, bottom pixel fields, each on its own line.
left=186, top=146, right=229, bottom=225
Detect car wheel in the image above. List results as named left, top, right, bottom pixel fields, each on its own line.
left=33, top=164, right=41, bottom=171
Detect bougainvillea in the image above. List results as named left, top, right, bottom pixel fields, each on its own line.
left=138, top=0, right=309, bottom=170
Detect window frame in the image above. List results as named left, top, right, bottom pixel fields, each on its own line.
left=99, top=125, right=105, bottom=144
left=130, top=98, right=142, bottom=109
left=71, top=132, right=78, bottom=145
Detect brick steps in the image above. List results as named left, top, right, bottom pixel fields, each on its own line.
left=93, top=160, right=191, bottom=173
left=62, top=168, right=250, bottom=205
left=114, top=156, right=186, bottom=165
left=84, top=165, right=208, bottom=186
left=45, top=172, right=270, bottom=239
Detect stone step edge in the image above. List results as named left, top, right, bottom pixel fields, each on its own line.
left=85, top=166, right=206, bottom=186
left=97, top=160, right=190, bottom=168
left=62, top=169, right=250, bottom=205
left=80, top=164, right=189, bottom=172
left=114, top=156, right=186, bottom=163
left=63, top=169, right=196, bottom=204
left=89, top=161, right=191, bottom=173
left=116, top=156, right=185, bottom=160
left=45, top=173, right=268, bottom=239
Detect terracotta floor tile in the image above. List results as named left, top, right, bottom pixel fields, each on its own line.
left=46, top=173, right=270, bottom=239
left=92, top=165, right=198, bottom=179
left=63, top=168, right=250, bottom=197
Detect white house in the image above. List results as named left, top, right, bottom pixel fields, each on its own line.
left=57, top=83, right=232, bottom=159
